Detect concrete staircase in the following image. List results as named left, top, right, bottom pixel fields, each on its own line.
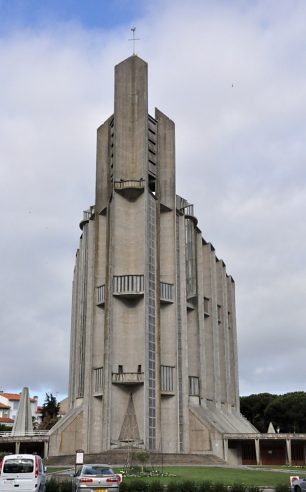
left=46, top=450, right=226, bottom=466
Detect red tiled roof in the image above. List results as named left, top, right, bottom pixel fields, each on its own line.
left=0, top=403, right=10, bottom=409
left=1, top=393, right=36, bottom=402
left=0, top=417, right=14, bottom=423
left=1, top=393, right=20, bottom=401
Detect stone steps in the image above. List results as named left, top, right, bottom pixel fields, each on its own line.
left=46, top=451, right=226, bottom=466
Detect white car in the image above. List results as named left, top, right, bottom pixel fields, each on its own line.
left=0, top=454, right=46, bottom=492
left=290, top=476, right=306, bottom=492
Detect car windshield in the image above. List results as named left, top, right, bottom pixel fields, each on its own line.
left=82, top=466, right=113, bottom=476
left=3, top=459, right=34, bottom=474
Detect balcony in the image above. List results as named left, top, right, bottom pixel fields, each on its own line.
left=112, top=372, right=144, bottom=385
left=161, top=365, right=175, bottom=396
left=113, top=275, right=144, bottom=299
left=204, top=297, right=210, bottom=318
left=97, top=285, right=105, bottom=306
left=184, top=204, right=198, bottom=226
left=160, top=282, right=174, bottom=304
left=93, top=367, right=103, bottom=396
left=114, top=179, right=145, bottom=200
left=79, top=207, right=95, bottom=230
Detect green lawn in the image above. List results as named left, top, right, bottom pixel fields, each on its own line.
left=114, top=466, right=295, bottom=487
left=46, top=464, right=301, bottom=487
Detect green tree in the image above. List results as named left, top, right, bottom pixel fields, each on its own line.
left=240, top=393, right=277, bottom=432
left=265, top=392, right=306, bottom=433
left=39, top=393, right=60, bottom=430
left=240, top=391, right=306, bottom=433
left=132, top=451, right=150, bottom=472
left=0, top=424, right=11, bottom=431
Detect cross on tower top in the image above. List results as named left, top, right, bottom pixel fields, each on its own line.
left=128, top=27, right=140, bottom=55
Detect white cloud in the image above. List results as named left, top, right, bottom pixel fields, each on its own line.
left=1, top=0, right=306, bottom=401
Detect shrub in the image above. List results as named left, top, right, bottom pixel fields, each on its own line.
left=128, top=479, right=148, bottom=491
left=119, top=481, right=129, bottom=491
left=198, top=481, right=214, bottom=492
left=247, top=487, right=262, bottom=492
left=180, top=480, right=196, bottom=492
left=275, top=485, right=291, bottom=492
left=231, top=484, right=247, bottom=492
left=211, top=483, right=228, bottom=492
left=147, top=481, right=164, bottom=492
left=165, top=481, right=196, bottom=492
left=167, top=482, right=182, bottom=492
left=46, top=478, right=59, bottom=492
left=59, top=480, right=72, bottom=492
left=46, top=478, right=72, bottom=492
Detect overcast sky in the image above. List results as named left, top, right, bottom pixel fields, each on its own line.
left=1, top=0, right=305, bottom=405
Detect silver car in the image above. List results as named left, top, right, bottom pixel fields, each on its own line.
left=72, top=464, right=120, bottom=492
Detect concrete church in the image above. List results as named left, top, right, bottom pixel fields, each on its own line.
left=49, top=55, right=255, bottom=461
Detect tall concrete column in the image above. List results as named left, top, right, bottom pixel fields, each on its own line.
left=224, top=438, right=228, bottom=462
left=44, top=441, right=49, bottom=458
left=286, top=439, right=292, bottom=465
left=255, top=439, right=260, bottom=465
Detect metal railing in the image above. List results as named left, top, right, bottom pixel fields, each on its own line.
left=160, top=282, right=174, bottom=302
left=113, top=275, right=144, bottom=296
left=114, top=180, right=144, bottom=190
left=0, top=430, right=49, bottom=437
left=112, top=372, right=144, bottom=384
left=97, top=284, right=105, bottom=305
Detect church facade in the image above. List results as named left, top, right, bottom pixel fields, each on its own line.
left=48, top=55, right=254, bottom=460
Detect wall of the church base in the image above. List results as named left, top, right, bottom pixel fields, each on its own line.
left=226, top=446, right=242, bottom=465
left=48, top=409, right=84, bottom=457
left=48, top=405, right=247, bottom=465
left=189, top=411, right=211, bottom=452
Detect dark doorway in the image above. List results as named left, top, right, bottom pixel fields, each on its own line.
left=260, top=440, right=286, bottom=465
left=292, top=441, right=305, bottom=465
left=241, top=441, right=256, bottom=465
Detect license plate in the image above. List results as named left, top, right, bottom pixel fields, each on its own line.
left=95, top=489, right=106, bottom=492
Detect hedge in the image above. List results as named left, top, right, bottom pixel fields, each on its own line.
left=46, top=477, right=279, bottom=492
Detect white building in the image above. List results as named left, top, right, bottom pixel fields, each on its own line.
left=0, top=391, right=40, bottom=426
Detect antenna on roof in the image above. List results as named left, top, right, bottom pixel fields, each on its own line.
left=129, top=27, right=140, bottom=55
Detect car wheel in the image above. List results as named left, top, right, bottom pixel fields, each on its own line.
left=294, top=486, right=301, bottom=492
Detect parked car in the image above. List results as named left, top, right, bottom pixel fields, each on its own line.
left=0, top=454, right=46, bottom=492
left=72, top=464, right=121, bottom=491
left=290, top=476, right=306, bottom=492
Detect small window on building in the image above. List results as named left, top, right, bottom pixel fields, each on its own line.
left=160, top=366, right=174, bottom=393
left=118, top=365, right=123, bottom=373
left=93, top=367, right=103, bottom=394
left=161, top=365, right=174, bottom=392
left=217, top=304, right=222, bottom=324
left=148, top=174, right=156, bottom=194
left=204, top=297, right=210, bottom=317
left=137, top=365, right=142, bottom=373
left=189, top=376, right=200, bottom=396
